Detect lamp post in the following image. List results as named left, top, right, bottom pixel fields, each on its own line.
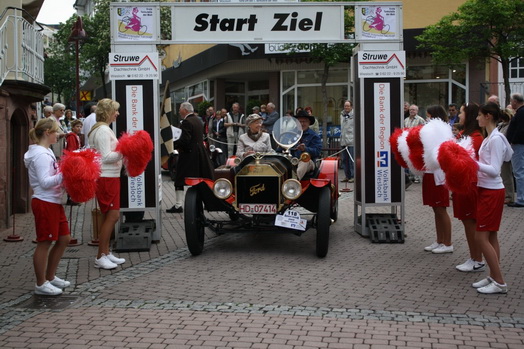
left=67, top=17, right=86, bottom=246
left=68, top=16, right=87, bottom=119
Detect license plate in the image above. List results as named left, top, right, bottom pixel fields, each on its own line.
left=238, top=203, right=277, bottom=214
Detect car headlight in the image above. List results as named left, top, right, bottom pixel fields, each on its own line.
left=282, top=179, right=302, bottom=200
left=213, top=178, right=233, bottom=199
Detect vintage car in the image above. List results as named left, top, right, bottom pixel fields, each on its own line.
left=183, top=116, right=339, bottom=258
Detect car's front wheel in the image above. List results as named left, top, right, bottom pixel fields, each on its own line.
left=184, top=187, right=205, bottom=255
left=316, top=186, right=331, bottom=258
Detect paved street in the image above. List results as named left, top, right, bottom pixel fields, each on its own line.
left=0, top=172, right=523, bottom=348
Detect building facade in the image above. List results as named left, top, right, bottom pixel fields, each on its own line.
left=0, top=1, right=49, bottom=228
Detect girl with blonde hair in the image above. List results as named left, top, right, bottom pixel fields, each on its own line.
left=88, top=98, right=126, bottom=269
left=24, top=118, right=71, bottom=295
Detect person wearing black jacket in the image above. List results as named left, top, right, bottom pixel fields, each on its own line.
left=506, top=93, right=524, bottom=207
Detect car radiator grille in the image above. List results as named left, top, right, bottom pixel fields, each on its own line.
left=236, top=176, right=280, bottom=204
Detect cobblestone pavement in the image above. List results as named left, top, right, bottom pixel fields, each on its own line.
left=0, top=173, right=522, bottom=348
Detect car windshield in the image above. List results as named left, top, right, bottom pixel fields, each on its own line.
left=272, top=116, right=302, bottom=152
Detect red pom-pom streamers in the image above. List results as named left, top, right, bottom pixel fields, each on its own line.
left=406, top=125, right=425, bottom=171
left=438, top=140, right=478, bottom=194
left=389, top=128, right=409, bottom=168
left=60, top=149, right=101, bottom=203
left=116, top=130, right=154, bottom=177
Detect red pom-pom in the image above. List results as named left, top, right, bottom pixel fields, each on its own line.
left=406, top=125, right=425, bottom=171
left=59, top=150, right=101, bottom=202
left=437, top=140, right=478, bottom=194
left=116, top=130, right=154, bottom=177
left=389, top=128, right=409, bottom=168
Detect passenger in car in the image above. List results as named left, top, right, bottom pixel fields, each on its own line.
left=236, top=114, right=274, bottom=159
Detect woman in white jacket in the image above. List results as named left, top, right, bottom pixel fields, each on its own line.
left=472, top=102, right=513, bottom=294
left=24, top=118, right=71, bottom=295
left=88, top=99, right=126, bottom=270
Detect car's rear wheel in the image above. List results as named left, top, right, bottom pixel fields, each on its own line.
left=316, top=186, right=331, bottom=258
left=184, top=187, right=205, bottom=255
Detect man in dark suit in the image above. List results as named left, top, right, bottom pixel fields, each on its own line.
left=507, top=93, right=524, bottom=207
left=167, top=102, right=214, bottom=213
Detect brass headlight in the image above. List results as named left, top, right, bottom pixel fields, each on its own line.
left=300, top=152, right=311, bottom=162
left=282, top=179, right=302, bottom=200
left=213, top=178, right=233, bottom=199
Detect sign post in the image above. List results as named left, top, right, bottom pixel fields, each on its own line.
left=353, top=4, right=405, bottom=241
left=110, top=4, right=162, bottom=242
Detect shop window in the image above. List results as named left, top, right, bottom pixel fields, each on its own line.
left=282, top=71, right=295, bottom=91
left=225, top=81, right=245, bottom=94
left=405, top=82, right=448, bottom=117
left=248, top=80, right=269, bottom=91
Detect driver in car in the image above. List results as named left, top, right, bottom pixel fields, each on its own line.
left=292, top=110, right=322, bottom=179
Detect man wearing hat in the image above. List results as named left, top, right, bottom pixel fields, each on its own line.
left=292, top=110, right=322, bottom=179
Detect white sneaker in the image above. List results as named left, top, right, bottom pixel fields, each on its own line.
left=456, top=258, right=475, bottom=271
left=49, top=276, right=70, bottom=288
left=107, top=252, right=125, bottom=265
left=477, top=281, right=507, bottom=294
left=35, top=281, right=63, bottom=296
left=94, top=254, right=118, bottom=270
left=424, top=242, right=439, bottom=252
left=473, top=261, right=486, bottom=272
left=472, top=277, right=493, bottom=288
left=432, top=244, right=453, bottom=254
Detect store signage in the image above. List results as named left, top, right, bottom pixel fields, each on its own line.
left=172, top=4, right=343, bottom=43
left=108, top=53, right=159, bottom=80
left=357, top=51, right=405, bottom=78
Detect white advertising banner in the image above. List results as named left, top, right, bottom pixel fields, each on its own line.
left=109, top=52, right=159, bottom=80
left=374, top=82, right=391, bottom=204
left=172, top=4, right=343, bottom=43
left=357, top=5, right=399, bottom=40
left=126, top=85, right=146, bottom=209
left=115, top=6, right=157, bottom=41
left=357, top=51, right=405, bottom=78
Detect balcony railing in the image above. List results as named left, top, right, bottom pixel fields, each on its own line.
left=0, top=7, right=45, bottom=87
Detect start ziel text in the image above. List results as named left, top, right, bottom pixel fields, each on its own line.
left=193, top=12, right=323, bottom=32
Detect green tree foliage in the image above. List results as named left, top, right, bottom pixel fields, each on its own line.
left=82, top=0, right=111, bottom=98
left=44, top=17, right=77, bottom=106
left=417, top=0, right=524, bottom=105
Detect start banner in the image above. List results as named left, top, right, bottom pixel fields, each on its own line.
left=171, top=4, right=344, bottom=43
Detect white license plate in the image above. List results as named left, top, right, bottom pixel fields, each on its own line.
left=238, top=203, right=277, bottom=214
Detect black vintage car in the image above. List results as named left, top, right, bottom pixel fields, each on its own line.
left=183, top=117, right=339, bottom=258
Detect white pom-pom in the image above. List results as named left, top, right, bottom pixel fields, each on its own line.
left=456, top=136, right=476, bottom=159
left=398, top=129, right=422, bottom=175
left=419, top=119, right=454, bottom=171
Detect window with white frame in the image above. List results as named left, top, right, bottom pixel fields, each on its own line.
left=510, top=58, right=524, bottom=79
